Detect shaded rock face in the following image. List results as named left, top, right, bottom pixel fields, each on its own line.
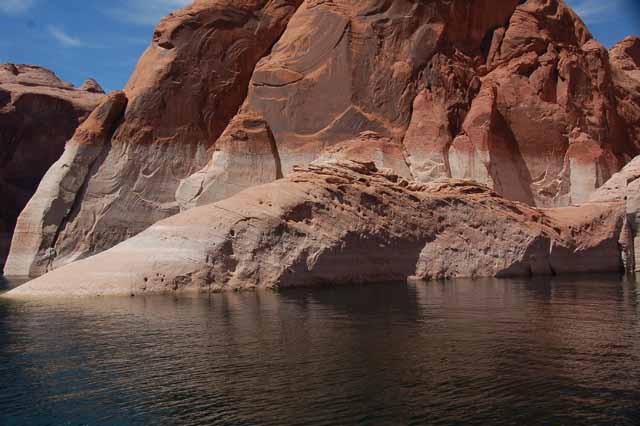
left=0, top=64, right=104, bottom=271
left=6, top=160, right=626, bottom=298
left=8, top=0, right=640, bottom=278
left=5, top=93, right=128, bottom=276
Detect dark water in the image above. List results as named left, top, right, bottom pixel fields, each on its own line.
left=1, top=276, right=639, bottom=426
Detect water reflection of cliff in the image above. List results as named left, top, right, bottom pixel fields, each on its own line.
left=1, top=277, right=639, bottom=425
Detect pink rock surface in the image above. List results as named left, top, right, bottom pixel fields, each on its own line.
left=5, top=160, right=626, bottom=298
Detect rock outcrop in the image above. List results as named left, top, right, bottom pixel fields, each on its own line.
left=178, top=0, right=522, bottom=207
left=79, top=78, right=105, bottom=94
left=5, top=160, right=627, bottom=298
left=7, top=0, right=640, bottom=278
left=0, top=64, right=104, bottom=271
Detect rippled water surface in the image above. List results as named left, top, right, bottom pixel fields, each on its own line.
left=1, top=276, right=640, bottom=425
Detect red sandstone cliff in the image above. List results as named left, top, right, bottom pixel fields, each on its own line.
left=5, top=0, right=640, bottom=280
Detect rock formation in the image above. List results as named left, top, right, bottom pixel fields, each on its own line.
left=407, top=3, right=638, bottom=207
left=5, top=160, right=627, bottom=298
left=79, top=78, right=105, bottom=94
left=0, top=64, right=104, bottom=271
left=178, top=0, right=522, bottom=207
left=6, top=0, right=640, bottom=279
left=5, top=0, right=303, bottom=277
left=609, top=36, right=640, bottom=168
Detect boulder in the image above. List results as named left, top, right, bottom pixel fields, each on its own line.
left=0, top=64, right=104, bottom=271
left=4, top=160, right=626, bottom=298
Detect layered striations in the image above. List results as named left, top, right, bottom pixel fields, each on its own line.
left=6, top=160, right=627, bottom=298
left=0, top=64, right=104, bottom=271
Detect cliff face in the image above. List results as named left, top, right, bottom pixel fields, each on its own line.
left=408, top=2, right=638, bottom=207
left=0, top=64, right=104, bottom=271
left=177, top=0, right=521, bottom=207
left=6, top=0, right=640, bottom=278
left=6, top=159, right=627, bottom=298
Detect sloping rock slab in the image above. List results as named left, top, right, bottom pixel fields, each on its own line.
left=4, top=160, right=626, bottom=298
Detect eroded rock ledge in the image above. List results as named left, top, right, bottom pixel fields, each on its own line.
left=5, top=160, right=627, bottom=298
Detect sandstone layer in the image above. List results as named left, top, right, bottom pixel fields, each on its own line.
left=5, top=160, right=627, bottom=298
left=7, top=0, right=640, bottom=278
left=0, top=64, right=104, bottom=270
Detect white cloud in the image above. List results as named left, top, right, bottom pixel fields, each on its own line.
left=48, top=26, right=85, bottom=47
left=0, top=0, right=36, bottom=15
left=567, top=0, right=621, bottom=24
left=105, top=0, right=191, bottom=26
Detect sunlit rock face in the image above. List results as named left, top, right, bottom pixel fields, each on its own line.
left=407, top=1, right=639, bottom=208
left=5, top=160, right=627, bottom=298
left=180, top=0, right=521, bottom=208
left=7, top=0, right=640, bottom=278
left=0, top=64, right=104, bottom=271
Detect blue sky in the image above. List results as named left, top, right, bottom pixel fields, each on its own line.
left=0, top=0, right=638, bottom=92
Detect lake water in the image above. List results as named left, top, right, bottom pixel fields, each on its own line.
left=1, top=276, right=639, bottom=425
